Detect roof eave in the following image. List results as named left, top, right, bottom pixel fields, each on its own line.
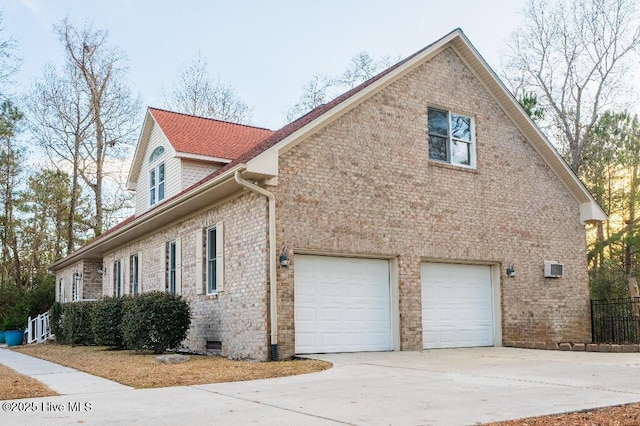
left=126, top=109, right=156, bottom=188
left=175, top=152, right=233, bottom=163
left=446, top=34, right=607, bottom=222
left=51, top=163, right=248, bottom=271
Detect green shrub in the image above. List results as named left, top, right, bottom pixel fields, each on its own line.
left=49, top=302, right=63, bottom=340
left=59, top=301, right=96, bottom=346
left=589, top=264, right=630, bottom=300
left=0, top=282, right=23, bottom=328
left=122, top=292, right=191, bottom=354
left=91, top=296, right=127, bottom=348
left=0, top=277, right=55, bottom=331
left=26, top=275, right=56, bottom=318
left=3, top=301, right=29, bottom=330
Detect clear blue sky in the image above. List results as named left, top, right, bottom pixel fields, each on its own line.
left=6, top=0, right=634, bottom=131
left=3, top=0, right=533, bottom=129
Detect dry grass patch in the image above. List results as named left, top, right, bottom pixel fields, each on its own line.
left=486, top=402, right=640, bottom=425
left=13, top=344, right=330, bottom=389
left=0, top=363, right=58, bottom=400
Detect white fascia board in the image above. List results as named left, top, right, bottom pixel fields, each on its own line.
left=264, top=33, right=460, bottom=160
left=246, top=148, right=278, bottom=177
left=126, top=110, right=155, bottom=187
left=450, top=33, right=607, bottom=223
left=51, top=163, right=246, bottom=271
left=175, top=152, right=232, bottom=163
left=580, top=201, right=608, bottom=223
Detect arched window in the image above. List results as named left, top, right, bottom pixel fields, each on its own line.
left=149, top=146, right=164, bottom=163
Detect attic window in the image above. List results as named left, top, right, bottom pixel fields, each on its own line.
left=149, top=146, right=165, bottom=163
left=428, top=107, right=475, bottom=168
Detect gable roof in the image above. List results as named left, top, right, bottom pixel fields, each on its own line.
left=126, top=108, right=273, bottom=189
left=52, top=28, right=606, bottom=272
left=223, top=28, right=607, bottom=222
left=148, top=108, right=274, bottom=160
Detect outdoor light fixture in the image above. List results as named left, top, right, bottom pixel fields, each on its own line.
left=506, top=264, right=516, bottom=277
left=279, top=246, right=290, bottom=267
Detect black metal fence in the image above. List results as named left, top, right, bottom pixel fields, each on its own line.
left=591, top=297, right=640, bottom=344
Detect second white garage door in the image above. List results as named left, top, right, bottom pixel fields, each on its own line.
left=421, top=262, right=494, bottom=349
left=295, top=255, right=392, bottom=354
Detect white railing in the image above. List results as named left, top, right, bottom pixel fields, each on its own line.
left=27, top=311, right=52, bottom=344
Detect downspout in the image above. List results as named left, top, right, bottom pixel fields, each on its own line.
left=234, top=169, right=278, bottom=361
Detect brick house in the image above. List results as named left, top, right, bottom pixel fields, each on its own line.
left=51, top=29, right=606, bottom=361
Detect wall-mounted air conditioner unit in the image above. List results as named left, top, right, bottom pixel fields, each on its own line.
left=544, top=260, right=563, bottom=278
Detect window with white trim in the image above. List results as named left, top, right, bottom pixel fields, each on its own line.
left=167, top=241, right=177, bottom=294
left=428, top=107, right=475, bottom=168
left=149, top=146, right=164, bottom=163
left=204, top=223, right=224, bottom=294
left=72, top=272, right=81, bottom=301
left=149, top=163, right=165, bottom=206
left=130, top=253, right=139, bottom=295
left=206, top=227, right=217, bottom=293
left=113, top=260, right=122, bottom=297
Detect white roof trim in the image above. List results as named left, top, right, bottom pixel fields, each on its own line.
left=257, top=29, right=606, bottom=223
left=175, top=152, right=232, bottom=163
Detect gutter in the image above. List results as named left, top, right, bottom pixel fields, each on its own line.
left=234, top=169, right=278, bottom=361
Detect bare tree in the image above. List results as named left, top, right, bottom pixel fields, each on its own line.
left=165, top=54, right=251, bottom=123
left=27, top=63, right=93, bottom=253
left=0, top=11, right=20, bottom=98
left=501, top=0, right=640, bottom=173
left=285, top=51, right=399, bottom=122
left=338, top=51, right=397, bottom=88
left=57, top=19, right=140, bottom=237
left=285, top=74, right=335, bottom=122
left=0, top=100, right=24, bottom=286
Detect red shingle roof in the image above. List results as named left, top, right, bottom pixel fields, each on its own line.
left=149, top=108, right=274, bottom=160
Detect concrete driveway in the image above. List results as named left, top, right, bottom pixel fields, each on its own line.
left=3, top=348, right=640, bottom=425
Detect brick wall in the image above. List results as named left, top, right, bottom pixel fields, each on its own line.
left=82, top=260, right=103, bottom=300
left=102, top=192, right=270, bottom=360
left=272, top=47, right=591, bottom=359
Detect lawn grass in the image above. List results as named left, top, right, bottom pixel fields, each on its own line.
left=0, top=363, right=58, bottom=400
left=12, top=344, right=330, bottom=389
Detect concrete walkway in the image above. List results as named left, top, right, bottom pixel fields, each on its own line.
left=1, top=347, right=640, bottom=425
left=0, top=346, right=131, bottom=395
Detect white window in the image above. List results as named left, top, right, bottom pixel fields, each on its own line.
left=130, top=254, right=139, bottom=295
left=149, top=163, right=165, bottom=206
left=149, top=146, right=164, bottom=163
left=206, top=227, right=217, bottom=293
left=201, top=222, right=224, bottom=295
left=428, top=107, right=475, bottom=168
left=72, top=272, right=81, bottom=301
left=113, top=260, right=122, bottom=297
left=167, top=241, right=177, bottom=294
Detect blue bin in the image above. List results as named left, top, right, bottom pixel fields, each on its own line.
left=5, top=330, right=24, bottom=347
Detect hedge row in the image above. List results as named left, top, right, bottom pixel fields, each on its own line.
left=50, top=292, right=191, bottom=353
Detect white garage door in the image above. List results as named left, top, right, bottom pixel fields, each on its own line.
left=421, top=263, right=494, bottom=349
left=295, top=255, right=391, bottom=354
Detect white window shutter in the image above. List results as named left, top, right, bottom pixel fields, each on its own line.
left=195, top=230, right=203, bottom=294
left=138, top=251, right=143, bottom=293
left=123, top=258, right=130, bottom=295
left=216, top=221, right=224, bottom=292
left=160, top=243, right=166, bottom=291
left=112, top=261, right=116, bottom=296
left=175, top=237, right=182, bottom=294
